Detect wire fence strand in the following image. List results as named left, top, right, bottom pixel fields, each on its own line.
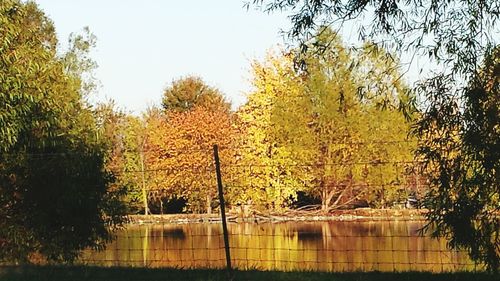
left=0, top=142, right=480, bottom=272
left=77, top=220, right=477, bottom=272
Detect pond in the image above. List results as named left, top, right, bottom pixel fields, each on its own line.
left=81, top=220, right=476, bottom=272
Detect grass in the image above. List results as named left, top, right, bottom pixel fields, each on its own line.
left=0, top=266, right=498, bottom=281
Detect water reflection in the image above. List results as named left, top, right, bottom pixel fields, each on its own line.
left=81, top=221, right=475, bottom=272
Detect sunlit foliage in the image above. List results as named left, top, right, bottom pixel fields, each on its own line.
left=237, top=29, right=416, bottom=212
left=162, top=76, right=231, bottom=113
left=0, top=0, right=125, bottom=263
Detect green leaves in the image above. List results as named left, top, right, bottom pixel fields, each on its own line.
left=0, top=0, right=126, bottom=264
left=236, top=31, right=416, bottom=211
left=414, top=47, right=500, bottom=271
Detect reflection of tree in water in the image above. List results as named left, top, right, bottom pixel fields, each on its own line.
left=82, top=221, right=474, bottom=271
left=297, top=228, right=323, bottom=241
left=283, top=223, right=323, bottom=242
left=158, top=228, right=186, bottom=239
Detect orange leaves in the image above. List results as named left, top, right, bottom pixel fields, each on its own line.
left=145, top=106, right=235, bottom=213
left=148, top=106, right=233, bottom=161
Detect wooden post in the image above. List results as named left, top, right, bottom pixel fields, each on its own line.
left=213, top=144, right=232, bottom=276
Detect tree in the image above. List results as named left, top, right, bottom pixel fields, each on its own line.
left=94, top=102, right=148, bottom=214
left=238, top=29, right=415, bottom=212
left=234, top=50, right=310, bottom=211
left=415, top=47, right=499, bottom=271
left=296, top=31, right=369, bottom=211
left=146, top=106, right=235, bottom=213
left=352, top=41, right=418, bottom=207
left=0, top=1, right=125, bottom=263
left=62, top=27, right=99, bottom=99
left=295, top=32, right=415, bottom=210
left=0, top=0, right=58, bottom=150
left=249, top=0, right=499, bottom=270
left=162, top=76, right=231, bottom=113
left=154, top=78, right=235, bottom=213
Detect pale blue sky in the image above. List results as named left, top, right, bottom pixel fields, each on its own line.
left=35, top=0, right=291, bottom=113
left=35, top=1, right=429, bottom=114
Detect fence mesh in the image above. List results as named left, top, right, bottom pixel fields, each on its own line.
left=78, top=218, right=476, bottom=272
left=0, top=143, right=482, bottom=272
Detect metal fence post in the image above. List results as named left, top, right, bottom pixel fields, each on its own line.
left=213, top=144, right=232, bottom=277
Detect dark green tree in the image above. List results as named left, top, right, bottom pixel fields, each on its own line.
left=415, top=47, right=499, bottom=271
left=0, top=0, right=125, bottom=263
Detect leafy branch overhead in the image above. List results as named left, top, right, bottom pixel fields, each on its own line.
left=248, top=0, right=499, bottom=73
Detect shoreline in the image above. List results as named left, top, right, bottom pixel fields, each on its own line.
left=126, top=208, right=428, bottom=225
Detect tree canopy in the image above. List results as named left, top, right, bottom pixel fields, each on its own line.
left=234, top=30, right=416, bottom=212
left=162, top=76, right=231, bottom=113
left=0, top=0, right=125, bottom=263
left=248, top=0, right=499, bottom=74
left=415, top=46, right=499, bottom=271
left=146, top=106, right=235, bottom=213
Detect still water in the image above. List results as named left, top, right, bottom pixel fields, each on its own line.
left=81, top=221, right=475, bottom=272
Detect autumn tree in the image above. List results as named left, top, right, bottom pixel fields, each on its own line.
left=162, top=76, right=231, bottom=113
left=140, top=79, right=236, bottom=214
left=293, top=35, right=415, bottom=210
left=295, top=31, right=367, bottom=211
left=147, top=107, right=235, bottom=213
left=352, top=42, right=418, bottom=207
left=234, top=51, right=309, bottom=211
left=0, top=0, right=125, bottom=263
left=250, top=0, right=499, bottom=269
left=239, top=29, right=415, bottom=212
left=94, top=102, right=148, bottom=214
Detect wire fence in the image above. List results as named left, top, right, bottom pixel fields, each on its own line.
left=0, top=143, right=482, bottom=272
left=77, top=144, right=477, bottom=272
left=78, top=217, right=476, bottom=272
left=114, top=141, right=428, bottom=215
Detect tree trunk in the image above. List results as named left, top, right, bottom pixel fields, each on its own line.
left=321, top=181, right=334, bottom=213
left=206, top=194, right=212, bottom=214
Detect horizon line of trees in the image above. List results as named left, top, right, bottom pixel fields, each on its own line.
left=100, top=28, right=424, bottom=215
